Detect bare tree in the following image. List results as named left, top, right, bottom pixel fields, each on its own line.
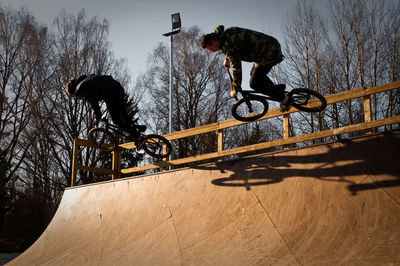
left=353, top=0, right=387, bottom=121
left=383, top=0, right=400, bottom=123
left=0, top=6, right=61, bottom=249
left=50, top=9, right=138, bottom=185
left=139, top=26, right=232, bottom=158
left=329, top=0, right=362, bottom=126
left=281, top=0, right=399, bottom=139
left=282, top=0, right=328, bottom=141
left=0, top=6, right=40, bottom=234
left=329, top=0, right=399, bottom=127
left=0, top=6, right=142, bottom=251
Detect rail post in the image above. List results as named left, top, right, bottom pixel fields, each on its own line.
left=112, top=148, right=121, bottom=180
left=70, top=138, right=79, bottom=187
left=217, top=129, right=224, bottom=161
left=363, top=87, right=373, bottom=134
left=283, top=114, right=290, bottom=150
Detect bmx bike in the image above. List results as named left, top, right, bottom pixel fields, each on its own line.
left=88, top=119, right=172, bottom=159
left=227, top=68, right=327, bottom=122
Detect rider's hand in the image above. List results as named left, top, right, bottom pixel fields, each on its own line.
left=223, top=58, right=230, bottom=68
left=230, top=90, right=237, bottom=98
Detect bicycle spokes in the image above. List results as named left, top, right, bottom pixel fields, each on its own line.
left=292, top=92, right=311, bottom=105
left=143, top=137, right=163, bottom=154
left=288, top=88, right=327, bottom=112
left=245, top=99, right=254, bottom=113
left=234, top=97, right=268, bottom=120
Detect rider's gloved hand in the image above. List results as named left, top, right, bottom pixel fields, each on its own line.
left=230, top=83, right=241, bottom=98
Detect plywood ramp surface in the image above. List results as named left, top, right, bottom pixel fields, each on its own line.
left=8, top=132, right=400, bottom=265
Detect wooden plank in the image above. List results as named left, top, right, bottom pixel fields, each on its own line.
left=118, top=141, right=136, bottom=150
left=76, top=138, right=121, bottom=151
left=121, top=115, right=400, bottom=174
left=70, top=139, right=79, bottom=187
left=363, top=96, right=372, bottom=123
left=160, top=82, right=400, bottom=141
left=160, top=108, right=286, bottom=142
left=218, top=129, right=224, bottom=152
left=364, top=81, right=400, bottom=95
left=112, top=148, right=121, bottom=180
left=363, top=93, right=373, bottom=135
left=217, top=129, right=224, bottom=162
left=74, top=82, right=400, bottom=179
left=74, top=138, right=99, bottom=149
left=324, top=81, right=400, bottom=105
left=76, top=82, right=400, bottom=150
left=283, top=114, right=290, bottom=150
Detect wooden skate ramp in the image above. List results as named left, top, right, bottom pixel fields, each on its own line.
left=8, top=132, right=400, bottom=265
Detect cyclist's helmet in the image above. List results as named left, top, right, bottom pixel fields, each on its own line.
left=65, top=79, right=77, bottom=97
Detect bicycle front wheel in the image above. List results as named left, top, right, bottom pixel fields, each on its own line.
left=289, top=88, right=327, bottom=112
left=231, top=95, right=269, bottom=122
left=142, top=134, right=172, bottom=159
left=88, top=128, right=116, bottom=152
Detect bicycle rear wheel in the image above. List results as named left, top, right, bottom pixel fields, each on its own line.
left=231, top=95, right=269, bottom=122
left=289, top=88, right=327, bottom=112
left=88, top=128, right=116, bottom=152
left=142, top=134, right=172, bottom=159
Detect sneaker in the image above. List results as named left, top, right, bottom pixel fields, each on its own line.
left=127, top=132, right=140, bottom=141
left=275, top=84, right=286, bottom=91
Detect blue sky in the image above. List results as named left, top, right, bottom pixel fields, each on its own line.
left=1, top=0, right=330, bottom=89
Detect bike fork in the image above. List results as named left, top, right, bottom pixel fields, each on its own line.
left=296, top=92, right=310, bottom=105
left=244, top=98, right=254, bottom=113
left=135, top=140, right=144, bottom=151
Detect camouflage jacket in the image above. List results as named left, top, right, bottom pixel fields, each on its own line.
left=215, top=25, right=282, bottom=91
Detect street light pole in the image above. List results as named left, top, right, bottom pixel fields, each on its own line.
left=168, top=34, right=173, bottom=135
left=163, top=13, right=181, bottom=135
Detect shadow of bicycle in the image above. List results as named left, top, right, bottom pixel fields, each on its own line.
left=191, top=132, right=400, bottom=195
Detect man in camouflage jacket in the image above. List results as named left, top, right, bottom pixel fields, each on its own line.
left=201, top=25, right=286, bottom=102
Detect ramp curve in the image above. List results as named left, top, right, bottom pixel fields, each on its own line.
left=8, top=132, right=400, bottom=265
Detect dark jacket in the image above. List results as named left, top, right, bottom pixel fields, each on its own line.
left=215, top=25, right=283, bottom=91
left=74, top=74, right=124, bottom=120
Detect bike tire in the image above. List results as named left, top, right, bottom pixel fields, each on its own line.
left=88, top=128, right=117, bottom=152
left=142, top=134, right=172, bottom=159
left=231, top=95, right=269, bottom=122
left=289, top=88, right=327, bottom=112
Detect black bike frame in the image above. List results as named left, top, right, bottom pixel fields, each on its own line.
left=98, top=120, right=131, bottom=140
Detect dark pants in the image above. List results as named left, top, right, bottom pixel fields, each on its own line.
left=249, top=65, right=285, bottom=101
left=106, top=82, right=139, bottom=138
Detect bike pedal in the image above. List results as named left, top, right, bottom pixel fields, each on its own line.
left=280, top=102, right=293, bottom=112
left=280, top=95, right=293, bottom=112
left=133, top=136, right=144, bottom=147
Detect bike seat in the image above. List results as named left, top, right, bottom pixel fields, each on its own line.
left=136, top=125, right=147, bottom=132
